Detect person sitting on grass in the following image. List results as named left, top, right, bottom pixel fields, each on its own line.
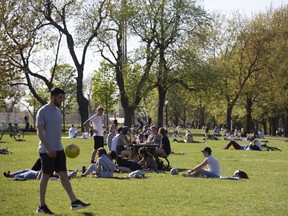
left=182, top=147, right=220, bottom=178
left=109, top=150, right=142, bottom=173
left=68, top=124, right=78, bottom=138
left=174, top=130, right=204, bottom=143
left=223, top=137, right=262, bottom=151
left=138, top=147, right=158, bottom=171
left=82, top=147, right=116, bottom=178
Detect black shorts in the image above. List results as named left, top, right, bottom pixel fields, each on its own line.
left=94, top=136, right=104, bottom=150
left=40, top=150, right=67, bottom=175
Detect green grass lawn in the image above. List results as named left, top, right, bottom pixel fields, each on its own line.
left=0, top=130, right=288, bottom=215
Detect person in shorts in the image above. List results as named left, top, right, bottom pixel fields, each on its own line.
left=84, top=106, right=104, bottom=163
left=183, top=147, right=220, bottom=178
left=36, top=87, right=90, bottom=214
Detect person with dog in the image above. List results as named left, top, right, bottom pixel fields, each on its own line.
left=183, top=147, right=220, bottom=178
left=83, top=106, right=105, bottom=164
left=36, top=87, right=90, bottom=214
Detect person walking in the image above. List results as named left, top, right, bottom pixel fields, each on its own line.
left=36, top=87, right=90, bottom=214
left=83, top=106, right=104, bottom=164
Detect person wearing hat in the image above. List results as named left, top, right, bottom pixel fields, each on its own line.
left=183, top=147, right=220, bottom=178
left=116, top=126, right=133, bottom=159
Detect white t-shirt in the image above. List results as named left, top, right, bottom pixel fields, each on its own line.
left=205, top=155, right=220, bottom=176
left=111, top=134, right=120, bottom=152
left=87, top=114, right=103, bottom=136
left=69, top=127, right=77, bottom=138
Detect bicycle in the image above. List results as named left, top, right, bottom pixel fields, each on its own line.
left=0, top=127, right=25, bottom=141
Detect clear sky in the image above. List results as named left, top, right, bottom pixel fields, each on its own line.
left=201, top=0, right=287, bottom=17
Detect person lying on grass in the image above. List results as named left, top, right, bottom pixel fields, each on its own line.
left=3, top=169, right=78, bottom=180
left=182, top=147, right=220, bottom=178
left=223, top=136, right=262, bottom=151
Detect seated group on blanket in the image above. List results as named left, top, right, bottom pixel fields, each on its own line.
left=82, top=126, right=171, bottom=178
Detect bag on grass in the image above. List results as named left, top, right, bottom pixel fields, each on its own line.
left=233, top=170, right=249, bottom=179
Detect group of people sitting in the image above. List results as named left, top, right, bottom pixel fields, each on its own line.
left=81, top=125, right=172, bottom=178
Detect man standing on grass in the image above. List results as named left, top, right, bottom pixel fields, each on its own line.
left=36, top=87, right=90, bottom=214
left=83, top=106, right=104, bottom=164
left=183, top=147, right=220, bottom=178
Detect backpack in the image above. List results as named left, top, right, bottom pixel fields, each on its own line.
left=233, top=170, right=249, bottom=179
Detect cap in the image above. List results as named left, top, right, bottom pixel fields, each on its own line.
left=201, top=147, right=212, bottom=155
left=122, top=126, right=130, bottom=131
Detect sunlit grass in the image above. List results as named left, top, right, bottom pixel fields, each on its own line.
left=0, top=130, right=288, bottom=215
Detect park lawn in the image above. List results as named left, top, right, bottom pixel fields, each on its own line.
left=0, top=131, right=288, bottom=216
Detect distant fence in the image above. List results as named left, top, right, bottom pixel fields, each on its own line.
left=0, top=112, right=82, bottom=127
left=0, top=112, right=125, bottom=129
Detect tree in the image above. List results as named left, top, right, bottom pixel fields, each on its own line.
left=42, top=0, right=110, bottom=131
left=97, top=0, right=159, bottom=127
left=135, top=0, right=208, bottom=128
left=91, top=62, right=118, bottom=128
left=53, top=64, right=77, bottom=131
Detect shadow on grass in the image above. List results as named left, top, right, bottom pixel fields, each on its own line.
left=82, top=212, right=95, bottom=216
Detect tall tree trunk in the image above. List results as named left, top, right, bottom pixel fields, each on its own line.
left=245, top=97, right=254, bottom=133
left=226, top=104, right=233, bottom=131
left=157, top=85, right=166, bottom=128
left=284, top=115, right=288, bottom=137
left=270, top=117, right=278, bottom=136
left=261, top=117, right=268, bottom=135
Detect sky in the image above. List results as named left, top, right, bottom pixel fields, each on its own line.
left=80, top=0, right=288, bottom=78
left=201, top=0, right=287, bottom=17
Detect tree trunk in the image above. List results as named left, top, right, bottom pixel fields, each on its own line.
left=123, top=106, right=135, bottom=127
left=245, top=97, right=253, bottom=133
left=261, top=117, right=268, bottom=135
left=157, top=85, right=166, bottom=128
left=226, top=104, right=233, bottom=131
left=284, top=115, right=288, bottom=137
left=270, top=117, right=278, bottom=136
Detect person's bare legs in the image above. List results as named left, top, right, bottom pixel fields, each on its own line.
left=58, top=171, right=77, bottom=202
left=39, top=173, right=50, bottom=206
left=91, top=149, right=97, bottom=162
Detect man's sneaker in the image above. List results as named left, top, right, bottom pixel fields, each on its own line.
left=71, top=199, right=90, bottom=210
left=36, top=204, right=54, bottom=214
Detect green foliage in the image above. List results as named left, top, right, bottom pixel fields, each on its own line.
left=91, top=62, right=118, bottom=114
left=1, top=132, right=288, bottom=215
left=53, top=64, right=77, bottom=115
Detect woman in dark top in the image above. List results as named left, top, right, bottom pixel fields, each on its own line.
left=155, top=127, right=171, bottom=156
